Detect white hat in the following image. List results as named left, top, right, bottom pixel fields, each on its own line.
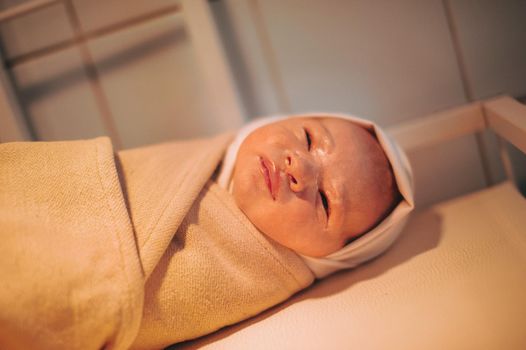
left=218, top=113, right=415, bottom=279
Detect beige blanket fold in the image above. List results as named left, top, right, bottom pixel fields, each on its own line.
left=0, top=138, right=144, bottom=350
left=0, top=135, right=314, bottom=350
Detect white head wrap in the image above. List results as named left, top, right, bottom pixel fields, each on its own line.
left=218, top=113, right=415, bottom=279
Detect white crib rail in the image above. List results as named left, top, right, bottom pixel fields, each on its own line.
left=387, top=95, right=526, bottom=185
left=484, top=96, right=526, bottom=183
left=484, top=96, right=526, bottom=155
left=387, top=102, right=486, bottom=152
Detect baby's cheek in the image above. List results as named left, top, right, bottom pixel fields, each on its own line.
left=279, top=200, right=317, bottom=228
left=254, top=201, right=292, bottom=232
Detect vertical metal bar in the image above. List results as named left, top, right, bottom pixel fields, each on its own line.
left=248, top=0, right=291, bottom=113
left=0, top=0, right=64, bottom=142
left=442, top=0, right=474, bottom=101
left=0, top=51, right=32, bottom=142
left=63, top=0, right=123, bottom=149
left=182, top=0, right=246, bottom=129
left=442, top=0, right=494, bottom=187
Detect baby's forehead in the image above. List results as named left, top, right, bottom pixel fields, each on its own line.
left=276, top=116, right=381, bottom=165
left=286, top=115, right=373, bottom=134
left=316, top=117, right=378, bottom=150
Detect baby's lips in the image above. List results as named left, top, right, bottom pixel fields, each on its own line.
left=259, top=156, right=280, bottom=200
left=259, top=156, right=273, bottom=198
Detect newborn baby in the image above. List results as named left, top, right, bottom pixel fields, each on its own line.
left=0, top=112, right=414, bottom=349
left=219, top=113, right=414, bottom=278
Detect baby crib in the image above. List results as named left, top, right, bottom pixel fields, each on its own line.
left=177, top=96, right=526, bottom=350
left=0, top=2, right=524, bottom=348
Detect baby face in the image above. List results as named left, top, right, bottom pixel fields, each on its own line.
left=232, top=117, right=395, bottom=257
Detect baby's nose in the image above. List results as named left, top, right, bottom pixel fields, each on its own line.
left=286, top=152, right=318, bottom=193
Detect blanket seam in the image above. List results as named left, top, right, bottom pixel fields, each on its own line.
left=141, top=157, right=198, bottom=249
left=94, top=140, right=132, bottom=346
left=139, top=134, right=232, bottom=253
left=140, top=138, right=228, bottom=274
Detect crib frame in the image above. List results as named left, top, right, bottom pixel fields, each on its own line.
left=387, top=95, right=526, bottom=186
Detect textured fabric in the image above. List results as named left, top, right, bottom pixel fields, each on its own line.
left=218, top=113, right=415, bottom=278
left=0, top=135, right=314, bottom=350
left=0, top=138, right=144, bottom=350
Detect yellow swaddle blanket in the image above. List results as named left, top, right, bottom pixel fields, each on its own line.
left=0, top=135, right=313, bottom=350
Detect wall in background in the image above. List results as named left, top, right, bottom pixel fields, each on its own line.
left=212, top=0, right=526, bottom=206
left=447, top=0, right=526, bottom=194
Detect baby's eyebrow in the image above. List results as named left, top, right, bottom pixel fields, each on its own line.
left=314, top=120, right=334, bottom=151
left=315, top=119, right=329, bottom=135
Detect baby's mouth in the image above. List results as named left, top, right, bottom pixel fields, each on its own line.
left=259, top=156, right=279, bottom=200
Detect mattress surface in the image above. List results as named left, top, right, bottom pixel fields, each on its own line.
left=177, top=182, right=526, bottom=350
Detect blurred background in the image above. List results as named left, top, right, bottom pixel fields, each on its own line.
left=0, top=0, right=525, bottom=206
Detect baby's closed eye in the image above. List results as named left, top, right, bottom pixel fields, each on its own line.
left=319, top=190, right=330, bottom=218
left=303, top=127, right=312, bottom=150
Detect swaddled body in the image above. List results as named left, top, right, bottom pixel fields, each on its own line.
left=119, top=135, right=313, bottom=349
left=0, top=133, right=313, bottom=350
left=0, top=114, right=412, bottom=350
